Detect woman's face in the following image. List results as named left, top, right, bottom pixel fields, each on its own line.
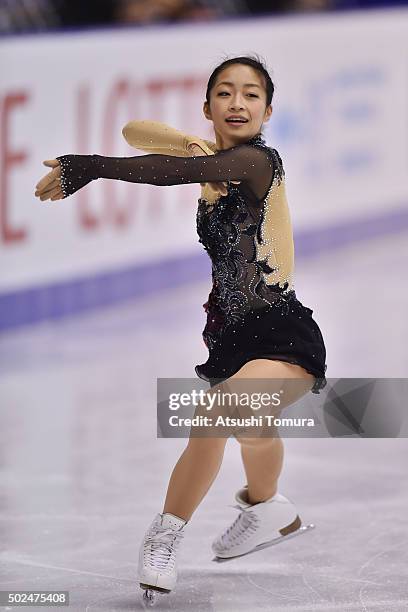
left=204, top=64, right=272, bottom=150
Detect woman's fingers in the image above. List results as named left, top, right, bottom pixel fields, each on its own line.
left=43, top=159, right=60, bottom=168
left=39, top=184, right=63, bottom=201
left=40, top=189, right=63, bottom=202
left=35, top=171, right=56, bottom=192
left=35, top=177, right=60, bottom=197
left=35, top=168, right=61, bottom=193
left=35, top=160, right=61, bottom=191
left=50, top=192, right=64, bottom=201
left=36, top=180, right=58, bottom=197
left=35, top=174, right=52, bottom=192
left=40, top=187, right=63, bottom=202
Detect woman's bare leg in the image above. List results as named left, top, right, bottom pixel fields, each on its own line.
left=230, top=359, right=314, bottom=504
left=240, top=436, right=284, bottom=504
left=162, top=437, right=228, bottom=522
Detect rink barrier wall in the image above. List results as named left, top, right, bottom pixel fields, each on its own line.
left=1, top=203, right=407, bottom=331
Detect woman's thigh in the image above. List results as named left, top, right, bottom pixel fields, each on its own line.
left=231, top=359, right=314, bottom=404
left=227, top=359, right=314, bottom=443
left=190, top=359, right=314, bottom=443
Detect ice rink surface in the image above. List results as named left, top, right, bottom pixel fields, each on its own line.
left=1, top=232, right=408, bottom=611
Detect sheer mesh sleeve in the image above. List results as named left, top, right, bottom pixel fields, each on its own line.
left=57, top=144, right=275, bottom=202
left=121, top=120, right=223, bottom=204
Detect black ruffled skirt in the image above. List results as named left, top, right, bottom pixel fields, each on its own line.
left=195, top=292, right=327, bottom=394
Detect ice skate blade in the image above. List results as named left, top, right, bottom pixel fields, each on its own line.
left=212, top=523, right=315, bottom=563
left=140, top=583, right=170, bottom=607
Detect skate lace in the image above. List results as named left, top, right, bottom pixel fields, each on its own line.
left=144, top=525, right=185, bottom=571
left=219, top=504, right=259, bottom=545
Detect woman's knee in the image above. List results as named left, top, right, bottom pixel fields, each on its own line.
left=186, top=435, right=228, bottom=454
left=235, top=434, right=281, bottom=449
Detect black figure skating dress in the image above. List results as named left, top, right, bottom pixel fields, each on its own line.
left=56, top=130, right=327, bottom=393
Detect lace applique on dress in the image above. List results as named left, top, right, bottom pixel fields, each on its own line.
left=196, top=134, right=296, bottom=350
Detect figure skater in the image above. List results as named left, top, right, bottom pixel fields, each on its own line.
left=35, top=55, right=327, bottom=605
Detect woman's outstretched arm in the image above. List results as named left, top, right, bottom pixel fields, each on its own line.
left=34, top=121, right=224, bottom=202
left=35, top=144, right=275, bottom=203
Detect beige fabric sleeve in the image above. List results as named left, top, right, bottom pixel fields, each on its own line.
left=121, top=119, right=217, bottom=156
left=121, top=119, right=220, bottom=202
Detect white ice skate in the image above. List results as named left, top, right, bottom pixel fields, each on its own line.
left=212, top=485, right=315, bottom=563
left=138, top=512, right=187, bottom=606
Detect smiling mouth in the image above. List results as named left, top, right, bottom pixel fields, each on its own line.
left=225, top=119, right=249, bottom=126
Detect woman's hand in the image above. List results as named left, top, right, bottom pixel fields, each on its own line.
left=188, top=143, right=238, bottom=196
left=35, top=159, right=64, bottom=202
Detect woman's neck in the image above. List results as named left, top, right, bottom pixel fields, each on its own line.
left=214, top=131, right=233, bottom=151
left=214, top=129, right=260, bottom=151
